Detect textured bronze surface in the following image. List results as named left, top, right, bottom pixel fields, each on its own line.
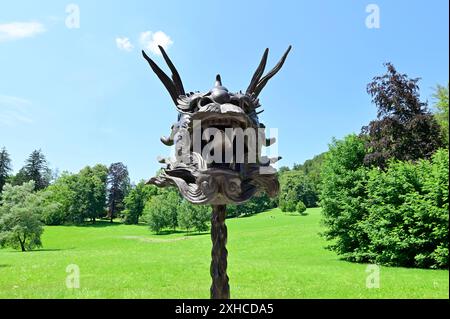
left=210, top=205, right=229, bottom=299
left=142, top=46, right=291, bottom=298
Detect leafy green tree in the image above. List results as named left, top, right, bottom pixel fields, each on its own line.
left=68, top=165, right=108, bottom=224
left=432, top=83, right=449, bottom=146
left=231, top=193, right=277, bottom=217
left=363, top=150, right=448, bottom=268
left=0, top=147, right=12, bottom=195
left=0, top=181, right=44, bottom=251
left=296, top=201, right=306, bottom=215
left=279, top=170, right=317, bottom=210
left=37, top=165, right=108, bottom=225
left=320, top=134, right=371, bottom=261
left=321, top=133, right=448, bottom=268
left=123, top=181, right=158, bottom=224
left=143, top=189, right=180, bottom=233
left=10, top=169, right=28, bottom=186
left=278, top=166, right=290, bottom=174
left=143, top=197, right=166, bottom=233
left=178, top=201, right=210, bottom=233
left=88, top=164, right=108, bottom=222
left=279, top=189, right=297, bottom=212
left=106, top=162, right=130, bottom=222
left=40, top=172, right=77, bottom=225
left=177, top=201, right=193, bottom=232
left=362, top=63, right=444, bottom=167
left=15, top=149, right=52, bottom=190
left=292, top=152, right=326, bottom=193
left=39, top=199, right=64, bottom=226
left=162, top=190, right=180, bottom=231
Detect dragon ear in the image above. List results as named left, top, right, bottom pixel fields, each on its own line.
left=247, top=46, right=292, bottom=97
left=142, top=46, right=185, bottom=105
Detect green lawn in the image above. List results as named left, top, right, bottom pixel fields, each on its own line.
left=0, top=208, right=448, bottom=298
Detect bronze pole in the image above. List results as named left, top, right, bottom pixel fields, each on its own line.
left=210, top=204, right=230, bottom=299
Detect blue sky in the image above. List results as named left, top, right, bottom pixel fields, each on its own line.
left=1, top=0, right=448, bottom=183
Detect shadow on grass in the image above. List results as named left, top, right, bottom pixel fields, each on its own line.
left=74, top=220, right=122, bottom=228
left=152, top=229, right=210, bottom=237
left=185, top=231, right=210, bottom=237
left=9, top=247, right=75, bottom=253
left=34, top=248, right=75, bottom=252
left=73, top=219, right=158, bottom=228
left=227, top=211, right=265, bottom=219
left=284, top=212, right=309, bottom=217
left=0, top=264, right=10, bottom=268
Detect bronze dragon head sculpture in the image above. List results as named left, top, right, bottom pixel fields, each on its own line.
left=142, top=45, right=291, bottom=205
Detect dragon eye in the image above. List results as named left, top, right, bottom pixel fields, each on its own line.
left=240, top=99, right=254, bottom=113
left=230, top=96, right=252, bottom=112
left=199, top=97, right=213, bottom=107
left=229, top=99, right=240, bottom=107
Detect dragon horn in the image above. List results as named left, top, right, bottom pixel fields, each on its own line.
left=142, top=48, right=185, bottom=105
left=246, top=48, right=269, bottom=95
left=253, top=45, right=292, bottom=97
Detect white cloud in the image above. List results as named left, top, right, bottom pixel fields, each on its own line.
left=0, top=95, right=33, bottom=126
left=0, top=22, right=46, bottom=42
left=116, top=37, right=134, bottom=52
left=139, top=30, right=173, bottom=55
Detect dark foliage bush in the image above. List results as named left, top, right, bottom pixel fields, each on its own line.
left=362, top=63, right=444, bottom=168
left=320, top=134, right=448, bottom=269
left=363, top=150, right=448, bottom=268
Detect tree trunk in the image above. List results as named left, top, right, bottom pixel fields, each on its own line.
left=18, top=237, right=25, bottom=252
left=210, top=205, right=230, bottom=299
left=110, top=205, right=114, bottom=223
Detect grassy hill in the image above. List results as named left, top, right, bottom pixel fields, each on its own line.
left=0, top=208, right=448, bottom=298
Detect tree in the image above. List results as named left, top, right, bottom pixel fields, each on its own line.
left=143, top=189, right=180, bottom=233
left=143, top=196, right=165, bottom=233
left=432, top=83, right=449, bottom=146
left=40, top=172, right=77, bottom=225
left=10, top=169, right=28, bottom=186
left=0, top=147, right=12, bottom=195
left=279, top=170, right=318, bottom=210
left=178, top=200, right=210, bottom=233
left=320, top=133, right=448, bottom=269
left=296, top=201, right=306, bottom=215
left=39, top=198, right=64, bottom=226
left=123, top=181, right=158, bottom=224
left=362, top=63, right=443, bottom=168
left=279, top=189, right=297, bottom=212
left=38, top=165, right=108, bottom=225
left=68, top=165, right=108, bottom=224
left=278, top=166, right=290, bottom=174
left=362, top=150, right=449, bottom=268
left=292, top=152, right=326, bottom=193
left=106, top=162, right=130, bottom=222
left=320, top=134, right=370, bottom=260
left=16, top=149, right=52, bottom=190
left=0, top=181, right=44, bottom=251
left=229, top=193, right=277, bottom=217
